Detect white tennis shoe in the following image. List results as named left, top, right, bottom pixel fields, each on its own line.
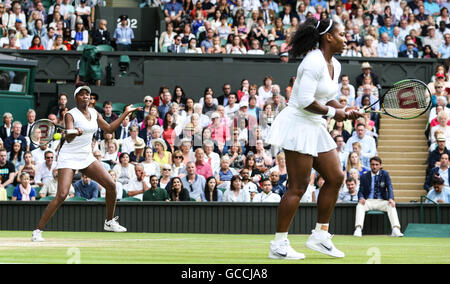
left=104, top=216, right=127, bottom=232
left=269, top=239, right=305, bottom=260
left=31, top=229, right=45, bottom=242
left=305, top=230, right=345, bottom=258
left=391, top=227, right=404, bottom=237
left=353, top=227, right=363, bottom=237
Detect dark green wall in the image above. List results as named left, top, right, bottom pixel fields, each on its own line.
left=1, top=202, right=448, bottom=234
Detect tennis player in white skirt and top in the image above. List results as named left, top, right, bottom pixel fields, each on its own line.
left=267, top=18, right=362, bottom=259
left=32, top=86, right=141, bottom=242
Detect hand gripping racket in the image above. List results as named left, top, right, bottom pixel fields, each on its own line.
left=360, top=79, right=432, bottom=120
left=29, top=119, right=78, bottom=146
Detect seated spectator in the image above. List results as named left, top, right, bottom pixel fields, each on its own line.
left=7, top=141, right=24, bottom=172
left=91, top=19, right=111, bottom=46
left=201, top=176, right=223, bottom=202
left=4, top=121, right=28, bottom=152
left=123, top=163, right=149, bottom=201
left=130, top=138, right=145, bottom=164
left=423, top=25, right=442, bottom=56
left=346, top=151, right=369, bottom=177
left=430, top=111, right=450, bottom=145
left=345, top=124, right=377, bottom=167
left=168, top=176, right=191, bottom=201
left=428, top=71, right=450, bottom=95
left=159, top=163, right=173, bottom=190
left=425, top=153, right=450, bottom=191
left=112, top=153, right=136, bottom=185
left=398, top=40, right=419, bottom=58
left=180, top=161, right=206, bottom=201
left=35, top=151, right=56, bottom=187
left=17, top=151, right=36, bottom=185
left=247, top=38, right=264, bottom=54
left=30, top=19, right=47, bottom=39
left=185, top=37, right=202, bottom=53
left=93, top=150, right=110, bottom=171
left=342, top=39, right=362, bottom=57
left=143, top=174, right=169, bottom=201
left=39, top=168, right=75, bottom=199
left=168, top=35, right=185, bottom=53
left=11, top=172, right=36, bottom=201
left=159, top=23, right=176, bottom=51
left=99, top=170, right=123, bottom=200
left=252, top=178, right=281, bottom=203
left=355, top=62, right=380, bottom=89
left=164, top=0, right=183, bottom=26
left=361, top=35, right=378, bottom=57
left=269, top=170, right=286, bottom=197
left=102, top=141, right=119, bottom=168
left=354, top=156, right=403, bottom=237
left=426, top=174, right=450, bottom=203
left=438, top=33, right=450, bottom=59
left=152, top=138, right=172, bottom=168
left=74, top=174, right=99, bottom=201
left=216, top=155, right=238, bottom=187
left=431, top=82, right=450, bottom=108
left=226, top=34, right=247, bottom=54
left=223, top=174, right=251, bottom=202
left=253, top=139, right=273, bottom=171
left=51, top=35, right=67, bottom=50
left=142, top=147, right=161, bottom=178
left=338, top=177, right=359, bottom=203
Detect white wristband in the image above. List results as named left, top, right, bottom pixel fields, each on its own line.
left=326, top=106, right=336, bottom=118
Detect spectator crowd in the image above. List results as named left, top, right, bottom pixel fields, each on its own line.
left=0, top=62, right=394, bottom=204
left=1, top=0, right=450, bottom=58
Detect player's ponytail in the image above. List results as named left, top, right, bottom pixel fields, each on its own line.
left=289, top=18, right=335, bottom=58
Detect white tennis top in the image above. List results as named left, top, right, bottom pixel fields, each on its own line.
left=57, top=107, right=98, bottom=169
left=288, top=49, right=341, bottom=121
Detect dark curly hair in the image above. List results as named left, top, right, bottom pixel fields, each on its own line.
left=289, top=18, right=338, bottom=58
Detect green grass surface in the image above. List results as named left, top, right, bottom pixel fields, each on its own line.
left=0, top=231, right=449, bottom=264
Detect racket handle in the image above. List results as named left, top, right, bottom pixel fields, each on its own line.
left=65, top=129, right=78, bottom=135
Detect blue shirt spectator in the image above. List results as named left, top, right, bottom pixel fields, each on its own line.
left=424, top=0, right=440, bottom=15
left=74, top=175, right=99, bottom=201
left=181, top=169, right=206, bottom=201
left=426, top=186, right=450, bottom=203
left=12, top=185, right=36, bottom=200
left=164, top=0, right=183, bottom=16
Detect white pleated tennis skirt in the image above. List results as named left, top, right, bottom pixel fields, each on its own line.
left=56, top=151, right=96, bottom=170
left=267, top=106, right=336, bottom=157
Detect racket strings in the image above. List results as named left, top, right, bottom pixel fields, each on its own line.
left=30, top=121, right=57, bottom=146
left=382, top=81, right=431, bottom=119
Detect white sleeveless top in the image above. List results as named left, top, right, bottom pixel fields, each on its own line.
left=56, top=107, right=98, bottom=170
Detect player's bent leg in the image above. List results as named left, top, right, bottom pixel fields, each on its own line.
left=32, top=168, right=74, bottom=242
left=269, top=150, right=312, bottom=260
left=306, top=150, right=345, bottom=258
left=82, top=161, right=126, bottom=233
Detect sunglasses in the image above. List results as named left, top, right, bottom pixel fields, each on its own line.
left=174, top=156, right=183, bottom=159
left=145, top=100, right=153, bottom=102
left=163, top=168, right=171, bottom=171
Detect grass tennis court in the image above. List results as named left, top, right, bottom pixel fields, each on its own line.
left=0, top=231, right=449, bottom=264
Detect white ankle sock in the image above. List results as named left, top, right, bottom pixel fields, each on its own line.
left=315, top=223, right=329, bottom=232
left=274, top=232, right=288, bottom=242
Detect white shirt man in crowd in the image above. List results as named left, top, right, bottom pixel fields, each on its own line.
left=124, top=163, right=150, bottom=201
left=253, top=179, right=281, bottom=202
left=35, top=151, right=57, bottom=187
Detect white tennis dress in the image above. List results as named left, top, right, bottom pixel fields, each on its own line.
left=56, top=107, right=98, bottom=169
left=267, top=49, right=341, bottom=157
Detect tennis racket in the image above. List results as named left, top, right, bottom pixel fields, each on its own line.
left=360, top=79, right=432, bottom=120
left=29, top=119, right=78, bottom=146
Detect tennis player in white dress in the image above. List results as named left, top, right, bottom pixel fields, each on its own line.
left=267, top=18, right=362, bottom=259
left=32, top=86, right=141, bottom=242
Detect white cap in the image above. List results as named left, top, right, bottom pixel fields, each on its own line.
left=73, top=86, right=91, bottom=98
left=239, top=101, right=249, bottom=108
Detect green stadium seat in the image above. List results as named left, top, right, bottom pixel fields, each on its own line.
left=96, top=44, right=114, bottom=52
left=33, top=187, right=42, bottom=200
left=220, top=38, right=227, bottom=47
left=190, top=197, right=196, bottom=201
left=133, top=102, right=145, bottom=108
left=6, top=185, right=15, bottom=200
left=76, top=45, right=86, bottom=51
left=119, top=197, right=141, bottom=202
left=161, top=46, right=168, bottom=53
left=39, top=196, right=54, bottom=201
left=122, top=189, right=128, bottom=198
left=112, top=102, right=126, bottom=115
left=66, top=196, right=88, bottom=201
left=275, top=40, right=284, bottom=47
left=93, top=197, right=106, bottom=202
left=367, top=210, right=389, bottom=234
